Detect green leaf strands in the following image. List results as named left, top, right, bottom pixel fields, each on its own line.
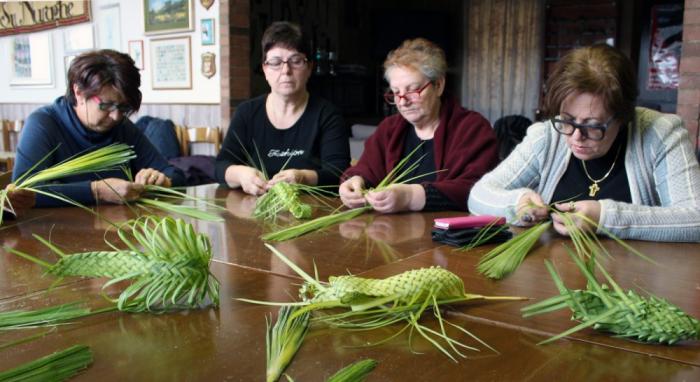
left=326, top=359, right=378, bottom=382
left=0, top=302, right=95, bottom=330
left=266, top=306, right=310, bottom=382
left=240, top=244, right=525, bottom=361
left=476, top=221, right=551, bottom=280
left=262, top=143, right=436, bottom=242
left=0, top=143, right=136, bottom=224
left=0, top=344, right=93, bottom=381
left=7, top=216, right=220, bottom=312
left=521, top=248, right=700, bottom=345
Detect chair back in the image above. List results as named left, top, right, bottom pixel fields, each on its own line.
left=175, top=125, right=221, bottom=156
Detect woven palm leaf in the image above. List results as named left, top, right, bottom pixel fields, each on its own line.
left=255, top=182, right=313, bottom=220
left=10, top=216, right=220, bottom=312
left=522, top=249, right=699, bottom=345
left=240, top=244, right=524, bottom=361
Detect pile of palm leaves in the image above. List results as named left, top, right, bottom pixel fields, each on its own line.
left=0, top=344, right=93, bottom=381
left=8, top=216, right=220, bottom=312
left=262, top=145, right=435, bottom=242
left=241, top=244, right=524, bottom=361
left=522, top=249, right=700, bottom=345
left=0, top=143, right=136, bottom=224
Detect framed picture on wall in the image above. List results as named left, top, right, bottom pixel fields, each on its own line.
left=128, top=40, right=145, bottom=70
left=63, top=23, right=94, bottom=54
left=97, top=4, right=121, bottom=50
left=150, top=36, right=192, bottom=89
left=144, top=0, right=194, bottom=35
left=201, top=18, right=215, bottom=45
left=10, top=33, right=53, bottom=87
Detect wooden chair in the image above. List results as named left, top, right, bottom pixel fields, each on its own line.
left=175, top=125, right=221, bottom=156
left=0, top=120, right=22, bottom=172
left=0, top=171, right=12, bottom=189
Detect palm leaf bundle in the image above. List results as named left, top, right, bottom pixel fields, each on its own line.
left=241, top=244, right=524, bottom=361
left=262, top=144, right=436, bottom=242
left=136, top=184, right=226, bottom=222
left=9, top=216, right=220, bottom=312
left=326, top=359, right=378, bottom=382
left=522, top=249, right=700, bottom=345
left=0, top=344, right=92, bottom=381
left=0, top=302, right=95, bottom=330
left=254, top=182, right=337, bottom=222
left=475, top=222, right=552, bottom=280
left=0, top=143, right=136, bottom=224
left=266, top=306, right=310, bottom=382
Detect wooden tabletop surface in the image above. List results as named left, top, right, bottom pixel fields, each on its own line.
left=1, top=184, right=698, bottom=381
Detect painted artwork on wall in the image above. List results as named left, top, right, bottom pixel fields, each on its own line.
left=150, top=36, right=192, bottom=89
left=10, top=33, right=53, bottom=86
left=97, top=4, right=122, bottom=50
left=129, top=40, right=145, bottom=70
left=201, top=18, right=215, bottom=45
left=144, top=0, right=194, bottom=35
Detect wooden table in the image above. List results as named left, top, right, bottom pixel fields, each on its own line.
left=1, top=185, right=699, bottom=381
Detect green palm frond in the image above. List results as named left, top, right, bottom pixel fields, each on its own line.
left=0, top=302, right=97, bottom=330
left=254, top=182, right=337, bottom=221
left=240, top=244, right=524, bottom=361
left=8, top=216, right=220, bottom=312
left=326, top=359, right=378, bottom=382
left=267, top=306, right=310, bottom=382
left=522, top=248, right=700, bottom=345
left=0, top=344, right=93, bottom=381
left=476, top=222, right=551, bottom=279
left=1, top=143, right=136, bottom=224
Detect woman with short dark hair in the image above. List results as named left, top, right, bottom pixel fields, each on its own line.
left=468, top=44, right=700, bottom=242
left=215, top=21, right=350, bottom=195
left=13, top=49, right=184, bottom=207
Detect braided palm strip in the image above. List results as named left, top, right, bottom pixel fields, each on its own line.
left=565, top=287, right=700, bottom=344
left=49, top=251, right=145, bottom=279
left=310, top=266, right=466, bottom=304
left=253, top=182, right=311, bottom=220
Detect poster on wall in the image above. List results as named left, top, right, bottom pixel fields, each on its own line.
left=144, top=0, right=194, bottom=35
left=150, top=36, right=192, bottom=89
left=648, top=4, right=683, bottom=90
left=97, top=4, right=121, bottom=51
left=10, top=33, right=53, bottom=86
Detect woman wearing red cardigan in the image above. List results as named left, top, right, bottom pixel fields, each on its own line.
left=340, top=38, right=498, bottom=213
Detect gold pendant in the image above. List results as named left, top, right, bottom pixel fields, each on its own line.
left=589, top=182, right=600, bottom=197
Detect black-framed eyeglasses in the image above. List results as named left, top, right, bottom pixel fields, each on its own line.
left=383, top=82, right=432, bottom=105
left=263, top=55, right=308, bottom=70
left=550, top=116, right=614, bottom=141
left=91, top=96, right=133, bottom=114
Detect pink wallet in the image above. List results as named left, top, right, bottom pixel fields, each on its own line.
left=433, top=215, right=506, bottom=230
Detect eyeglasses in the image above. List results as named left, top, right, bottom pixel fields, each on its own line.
left=550, top=116, right=614, bottom=141
left=91, top=96, right=133, bottom=114
left=263, top=55, right=308, bottom=70
left=383, top=82, right=432, bottom=105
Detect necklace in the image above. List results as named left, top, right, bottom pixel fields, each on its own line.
left=581, top=144, right=622, bottom=197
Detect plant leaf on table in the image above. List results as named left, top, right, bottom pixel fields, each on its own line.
left=240, top=244, right=526, bottom=362
left=266, top=306, right=310, bottom=382
left=0, top=344, right=93, bottom=381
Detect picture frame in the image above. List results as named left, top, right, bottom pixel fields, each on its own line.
left=63, top=23, right=94, bottom=54
left=150, top=36, right=192, bottom=90
left=10, top=33, right=53, bottom=87
left=144, top=0, right=194, bottom=35
left=201, top=18, right=215, bottom=46
left=97, top=4, right=121, bottom=50
left=128, top=40, right=145, bottom=70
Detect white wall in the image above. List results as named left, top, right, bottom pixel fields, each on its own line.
left=0, top=0, right=220, bottom=105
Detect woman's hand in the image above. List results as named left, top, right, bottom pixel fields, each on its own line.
left=365, top=184, right=425, bottom=213
left=5, top=188, right=35, bottom=216
left=339, top=176, right=367, bottom=208
left=92, top=178, right=144, bottom=204
left=516, top=191, right=549, bottom=226
left=267, top=169, right=318, bottom=188
left=134, top=168, right=171, bottom=187
left=551, top=200, right=601, bottom=236
left=225, top=165, right=267, bottom=195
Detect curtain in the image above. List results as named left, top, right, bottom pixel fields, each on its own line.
left=461, top=0, right=544, bottom=124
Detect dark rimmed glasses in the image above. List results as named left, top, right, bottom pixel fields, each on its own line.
left=91, top=96, right=133, bottom=114
left=263, top=55, right=308, bottom=70
left=551, top=116, right=614, bottom=141
left=383, top=81, right=432, bottom=105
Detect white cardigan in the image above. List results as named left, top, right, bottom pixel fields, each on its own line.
left=468, top=107, right=700, bottom=242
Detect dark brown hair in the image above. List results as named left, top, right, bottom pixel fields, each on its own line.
left=65, top=49, right=142, bottom=113
left=261, top=21, right=311, bottom=61
left=542, top=44, right=638, bottom=125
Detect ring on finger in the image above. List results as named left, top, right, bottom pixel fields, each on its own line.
left=522, top=214, right=533, bottom=223
left=569, top=201, right=576, bottom=211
